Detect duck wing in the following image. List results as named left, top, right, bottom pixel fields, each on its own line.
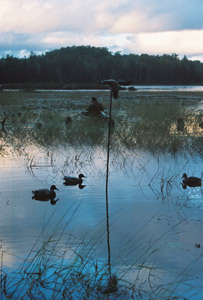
left=32, top=188, right=56, bottom=200
left=32, top=188, right=50, bottom=196
left=63, top=181, right=78, bottom=186
left=63, top=176, right=80, bottom=183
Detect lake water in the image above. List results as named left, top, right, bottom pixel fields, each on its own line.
left=3, top=85, right=203, bottom=93
left=0, top=89, right=202, bottom=299
left=133, top=85, right=203, bottom=92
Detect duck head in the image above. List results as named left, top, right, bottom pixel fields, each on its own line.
left=50, top=185, right=59, bottom=191
left=182, top=173, right=187, bottom=179
left=79, top=174, right=86, bottom=179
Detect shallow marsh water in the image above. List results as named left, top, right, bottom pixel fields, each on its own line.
left=0, top=89, right=202, bottom=299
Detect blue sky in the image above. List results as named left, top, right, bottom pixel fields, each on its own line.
left=1, top=0, right=203, bottom=61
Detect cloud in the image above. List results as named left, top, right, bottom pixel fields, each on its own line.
left=110, top=10, right=168, bottom=33
left=0, top=0, right=65, bottom=33
left=36, top=29, right=203, bottom=57
left=127, top=30, right=203, bottom=56
left=189, top=54, right=203, bottom=62
left=1, top=0, right=203, bottom=34
left=1, top=29, right=203, bottom=61
left=0, top=0, right=203, bottom=60
left=0, top=31, right=45, bottom=51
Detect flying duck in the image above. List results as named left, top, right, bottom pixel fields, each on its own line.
left=63, top=174, right=86, bottom=185
left=32, top=185, right=59, bottom=200
left=182, top=173, right=202, bottom=189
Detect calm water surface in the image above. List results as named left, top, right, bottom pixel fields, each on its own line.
left=133, top=85, right=203, bottom=92
left=0, top=145, right=202, bottom=298
left=0, top=88, right=202, bottom=298
left=4, top=85, right=203, bottom=92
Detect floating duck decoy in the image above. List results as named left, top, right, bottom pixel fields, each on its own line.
left=36, top=122, right=42, bottom=129
left=65, top=116, right=72, bottom=125
left=32, top=185, right=59, bottom=200
left=63, top=174, right=86, bottom=185
left=182, top=173, right=202, bottom=189
left=1, top=116, right=6, bottom=132
left=177, top=118, right=184, bottom=131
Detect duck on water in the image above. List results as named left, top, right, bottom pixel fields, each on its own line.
left=63, top=174, right=86, bottom=189
left=63, top=174, right=86, bottom=186
left=32, top=185, right=59, bottom=204
left=182, top=173, right=202, bottom=189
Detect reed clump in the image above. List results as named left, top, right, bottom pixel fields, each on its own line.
left=0, top=215, right=131, bottom=300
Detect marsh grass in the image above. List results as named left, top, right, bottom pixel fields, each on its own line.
left=1, top=91, right=198, bottom=144
left=0, top=90, right=202, bottom=299
left=1, top=206, right=200, bottom=300
left=0, top=90, right=202, bottom=199
left=0, top=94, right=202, bottom=155
left=0, top=206, right=131, bottom=300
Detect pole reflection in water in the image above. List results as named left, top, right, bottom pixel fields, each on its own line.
left=105, top=91, right=112, bottom=278
left=105, top=80, right=119, bottom=279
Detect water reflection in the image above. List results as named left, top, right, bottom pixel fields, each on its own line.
left=63, top=182, right=86, bottom=189
left=32, top=197, right=59, bottom=205
left=0, top=90, right=202, bottom=299
left=0, top=146, right=202, bottom=299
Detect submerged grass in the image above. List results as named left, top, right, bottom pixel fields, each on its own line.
left=0, top=90, right=202, bottom=299
left=1, top=204, right=201, bottom=300
left=1, top=206, right=198, bottom=300
left=0, top=205, right=130, bottom=300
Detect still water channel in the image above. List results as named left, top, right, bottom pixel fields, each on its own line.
left=0, top=88, right=202, bottom=299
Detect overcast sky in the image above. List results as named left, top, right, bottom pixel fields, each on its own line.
left=1, top=0, right=203, bottom=61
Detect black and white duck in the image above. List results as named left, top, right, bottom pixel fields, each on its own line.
left=32, top=185, right=59, bottom=200
left=182, top=173, right=202, bottom=189
left=63, top=174, right=86, bottom=185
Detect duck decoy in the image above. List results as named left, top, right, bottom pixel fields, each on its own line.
left=1, top=116, right=6, bottom=132
left=63, top=174, right=86, bottom=185
left=177, top=118, right=184, bottom=131
left=117, top=79, right=133, bottom=86
left=65, top=116, right=72, bottom=125
left=182, top=173, right=202, bottom=189
left=101, top=79, right=119, bottom=99
left=32, top=185, right=59, bottom=200
left=36, top=122, right=42, bottom=129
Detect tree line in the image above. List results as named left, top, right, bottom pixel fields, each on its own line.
left=0, top=46, right=203, bottom=86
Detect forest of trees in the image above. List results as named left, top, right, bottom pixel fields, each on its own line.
left=0, top=45, right=203, bottom=87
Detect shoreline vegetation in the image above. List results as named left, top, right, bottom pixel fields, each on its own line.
left=1, top=46, right=203, bottom=87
